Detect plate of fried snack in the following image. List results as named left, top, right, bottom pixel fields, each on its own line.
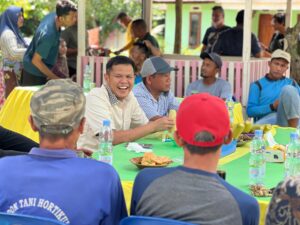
left=250, top=185, right=273, bottom=197
left=130, top=152, right=173, bottom=169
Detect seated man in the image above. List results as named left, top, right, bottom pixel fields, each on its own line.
left=77, top=56, right=174, bottom=150
left=185, top=52, right=231, bottom=99
left=133, top=56, right=180, bottom=120
left=131, top=93, right=259, bottom=225
left=266, top=177, right=300, bottom=225
left=247, top=49, right=300, bottom=127
left=0, top=79, right=127, bottom=224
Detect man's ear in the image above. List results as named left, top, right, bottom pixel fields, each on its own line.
left=28, top=115, right=38, bottom=132
left=174, top=131, right=185, bottom=147
left=79, top=118, right=86, bottom=134
left=224, top=130, right=233, bottom=145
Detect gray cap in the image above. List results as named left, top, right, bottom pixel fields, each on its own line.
left=30, top=79, right=86, bottom=135
left=140, top=56, right=178, bottom=78
left=200, top=52, right=222, bottom=68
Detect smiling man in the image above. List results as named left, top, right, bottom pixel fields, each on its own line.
left=133, top=56, right=179, bottom=120
left=77, top=56, right=174, bottom=150
left=247, top=49, right=300, bottom=127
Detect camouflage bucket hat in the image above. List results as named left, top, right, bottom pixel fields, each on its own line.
left=30, top=79, right=86, bottom=135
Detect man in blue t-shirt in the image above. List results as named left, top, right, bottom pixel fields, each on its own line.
left=131, top=93, right=259, bottom=225
left=185, top=52, right=232, bottom=99
left=247, top=49, right=300, bottom=127
left=22, top=0, right=77, bottom=86
left=0, top=79, right=127, bottom=225
left=213, top=10, right=262, bottom=58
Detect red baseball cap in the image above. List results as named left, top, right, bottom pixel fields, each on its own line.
left=176, top=93, right=230, bottom=147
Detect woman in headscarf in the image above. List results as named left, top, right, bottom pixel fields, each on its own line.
left=266, top=177, right=300, bottom=224
left=0, top=6, right=28, bottom=98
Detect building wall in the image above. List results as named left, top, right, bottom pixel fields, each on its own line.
left=161, top=2, right=300, bottom=54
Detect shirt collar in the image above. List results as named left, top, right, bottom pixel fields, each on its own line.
left=29, top=147, right=78, bottom=158
left=265, top=73, right=286, bottom=81
left=104, top=84, right=119, bottom=105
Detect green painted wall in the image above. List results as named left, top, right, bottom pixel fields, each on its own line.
left=160, top=3, right=300, bottom=55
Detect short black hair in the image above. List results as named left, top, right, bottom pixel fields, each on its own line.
left=132, top=19, right=147, bottom=32
left=273, top=13, right=285, bottom=25
left=116, top=12, right=127, bottom=21
left=184, top=131, right=222, bottom=155
left=236, top=10, right=244, bottom=25
left=56, top=0, right=77, bottom=17
left=106, top=56, right=135, bottom=73
left=212, top=6, right=224, bottom=15
left=132, top=41, right=150, bottom=58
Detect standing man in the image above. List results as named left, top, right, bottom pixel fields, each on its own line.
left=114, top=12, right=134, bottom=55
left=268, top=13, right=286, bottom=53
left=131, top=19, right=161, bottom=56
left=213, top=10, right=262, bottom=58
left=247, top=49, right=300, bottom=127
left=201, top=6, right=230, bottom=53
left=133, top=56, right=179, bottom=120
left=77, top=56, right=174, bottom=151
left=0, top=79, right=127, bottom=224
left=185, top=52, right=231, bottom=99
left=131, top=93, right=259, bottom=225
left=22, top=0, right=77, bottom=85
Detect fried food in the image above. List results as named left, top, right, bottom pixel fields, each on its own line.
left=140, top=152, right=172, bottom=166
left=250, top=185, right=272, bottom=197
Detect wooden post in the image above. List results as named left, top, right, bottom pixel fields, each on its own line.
left=286, top=0, right=292, bottom=29
left=242, top=0, right=252, bottom=105
left=142, top=0, right=152, bottom=32
left=174, top=0, right=182, bottom=54
left=77, top=0, right=86, bottom=85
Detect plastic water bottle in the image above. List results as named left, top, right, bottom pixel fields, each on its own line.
left=249, top=130, right=266, bottom=186
left=285, top=132, right=300, bottom=177
left=83, top=64, right=91, bottom=93
left=97, top=119, right=113, bottom=165
left=226, top=96, right=234, bottom=125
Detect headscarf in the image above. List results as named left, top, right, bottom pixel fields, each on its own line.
left=0, top=6, right=28, bottom=47
left=266, top=177, right=300, bottom=225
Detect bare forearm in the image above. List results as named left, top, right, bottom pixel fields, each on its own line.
left=32, top=55, right=59, bottom=80
left=113, top=123, right=155, bottom=145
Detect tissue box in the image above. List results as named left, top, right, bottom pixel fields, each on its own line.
left=265, top=149, right=285, bottom=163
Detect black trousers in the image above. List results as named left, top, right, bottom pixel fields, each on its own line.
left=21, top=70, right=47, bottom=86
left=0, top=126, right=38, bottom=157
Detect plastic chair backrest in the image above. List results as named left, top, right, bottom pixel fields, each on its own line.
left=120, top=216, right=195, bottom=225
left=0, top=212, right=66, bottom=225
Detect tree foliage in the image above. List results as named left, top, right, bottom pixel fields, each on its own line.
left=86, top=0, right=142, bottom=44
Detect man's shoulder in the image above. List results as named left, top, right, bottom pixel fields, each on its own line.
left=135, top=167, right=178, bottom=185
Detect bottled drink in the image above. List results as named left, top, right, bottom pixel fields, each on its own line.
left=225, top=96, right=234, bottom=125
left=97, top=119, right=113, bottom=165
left=285, top=132, right=300, bottom=177
left=83, top=64, right=91, bottom=93
left=249, top=130, right=266, bottom=186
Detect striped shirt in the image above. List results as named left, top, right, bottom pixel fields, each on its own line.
left=133, top=82, right=179, bottom=119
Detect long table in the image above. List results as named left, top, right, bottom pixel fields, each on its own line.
left=0, top=86, right=293, bottom=225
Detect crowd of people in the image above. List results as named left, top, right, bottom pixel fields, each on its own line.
left=0, top=0, right=300, bottom=225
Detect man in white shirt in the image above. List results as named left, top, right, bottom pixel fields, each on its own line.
left=77, top=56, right=174, bottom=150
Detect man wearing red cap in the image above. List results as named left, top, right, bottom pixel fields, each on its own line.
left=130, top=93, right=259, bottom=225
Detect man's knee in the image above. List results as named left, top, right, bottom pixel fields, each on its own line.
left=280, top=85, right=299, bottom=103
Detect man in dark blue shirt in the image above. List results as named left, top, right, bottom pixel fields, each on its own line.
left=201, top=6, right=230, bottom=53
left=22, top=0, right=77, bottom=85
left=213, top=10, right=262, bottom=58
left=0, top=79, right=127, bottom=225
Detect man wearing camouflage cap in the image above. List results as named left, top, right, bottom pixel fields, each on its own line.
left=0, top=79, right=127, bottom=224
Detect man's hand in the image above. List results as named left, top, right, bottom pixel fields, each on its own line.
left=273, top=100, right=279, bottom=110
left=151, top=116, right=174, bottom=132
